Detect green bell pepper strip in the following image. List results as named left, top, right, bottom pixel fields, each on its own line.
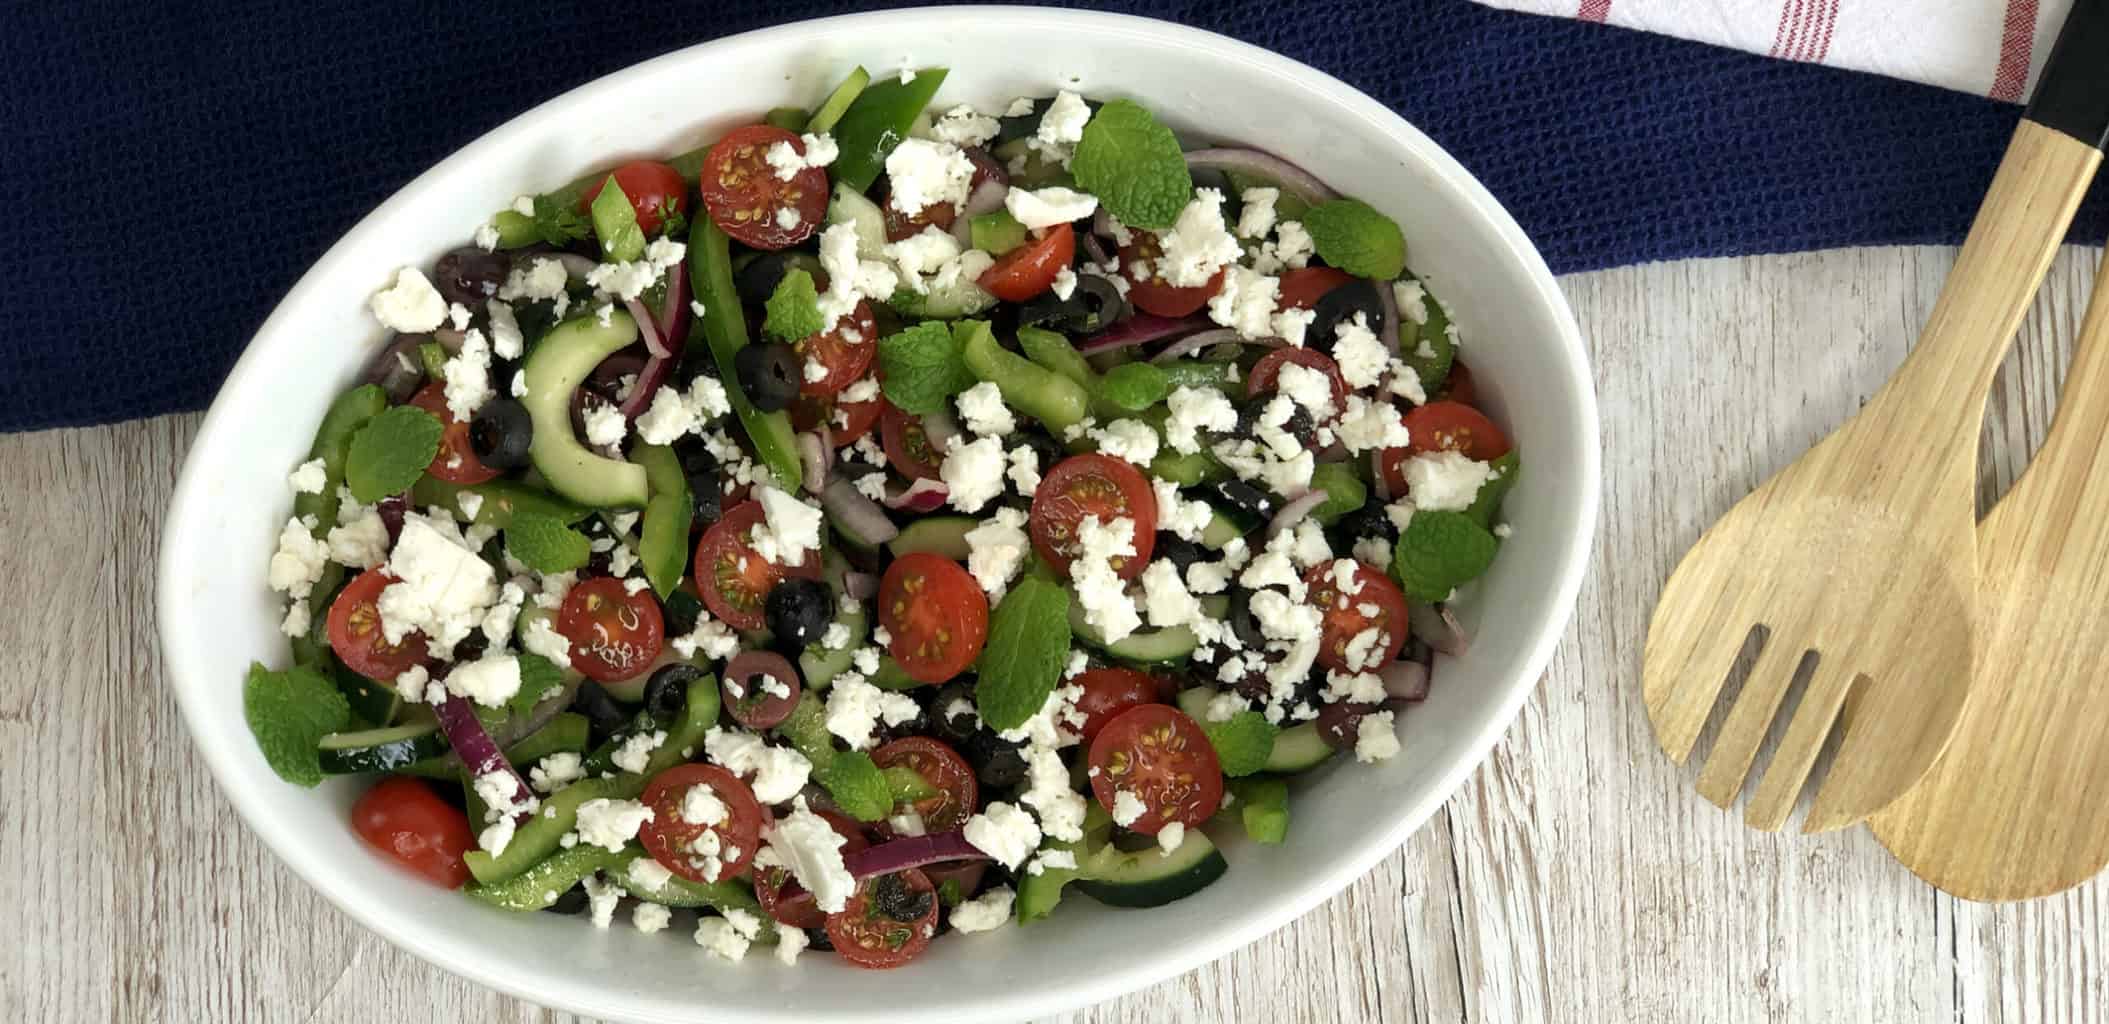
left=467, top=844, right=628, bottom=911
left=1307, top=462, right=1368, bottom=527
left=289, top=385, right=387, bottom=666
left=961, top=322, right=1091, bottom=432
left=806, top=66, right=872, bottom=135
left=418, top=341, right=449, bottom=380
left=399, top=712, right=591, bottom=780
left=463, top=772, right=651, bottom=885
left=764, top=106, right=809, bottom=132
left=1016, top=326, right=1093, bottom=387
left=410, top=476, right=591, bottom=528
left=1399, top=281, right=1457, bottom=394
left=688, top=215, right=804, bottom=490
left=827, top=68, right=949, bottom=192
left=1227, top=776, right=1290, bottom=844
left=488, top=209, right=541, bottom=249
left=1157, top=360, right=1234, bottom=392
left=970, top=209, right=1028, bottom=255
left=609, top=847, right=769, bottom=915
left=580, top=675, right=722, bottom=776
left=632, top=444, right=692, bottom=598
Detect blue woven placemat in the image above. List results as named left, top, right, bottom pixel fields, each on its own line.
left=5, top=0, right=2105, bottom=432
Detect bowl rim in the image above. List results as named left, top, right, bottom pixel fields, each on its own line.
left=157, top=6, right=1599, bottom=1021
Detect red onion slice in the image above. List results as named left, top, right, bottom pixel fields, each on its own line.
left=362, top=334, right=429, bottom=404
left=1264, top=489, right=1329, bottom=543
left=1409, top=603, right=1471, bottom=656
left=553, top=252, right=598, bottom=281
left=1379, top=659, right=1430, bottom=703
left=1183, top=148, right=1340, bottom=206
left=843, top=830, right=987, bottom=879
left=1372, top=450, right=1394, bottom=501
left=655, top=267, right=692, bottom=350
left=615, top=353, right=674, bottom=421
left=822, top=478, right=901, bottom=545
left=883, top=478, right=951, bottom=513
left=921, top=408, right=963, bottom=455
left=797, top=430, right=831, bottom=495
left=623, top=295, right=672, bottom=360
left=1149, top=327, right=1244, bottom=364
left=843, top=570, right=879, bottom=601
left=1080, top=313, right=1207, bottom=354
left=1376, top=277, right=1402, bottom=356
left=433, top=693, right=533, bottom=824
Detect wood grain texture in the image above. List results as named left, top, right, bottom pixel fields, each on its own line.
left=1642, top=121, right=2105, bottom=833
left=3, top=245, right=2105, bottom=1023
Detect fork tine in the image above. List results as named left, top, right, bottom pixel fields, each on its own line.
left=1643, top=596, right=1756, bottom=761
left=1695, top=637, right=1810, bottom=808
left=1744, top=661, right=1861, bottom=831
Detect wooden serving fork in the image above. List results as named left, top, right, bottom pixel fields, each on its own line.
left=1642, top=3, right=2109, bottom=833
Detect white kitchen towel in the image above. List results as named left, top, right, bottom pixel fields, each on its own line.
left=1474, top=0, right=2075, bottom=101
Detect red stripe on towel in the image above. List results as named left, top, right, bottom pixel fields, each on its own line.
left=1804, top=0, right=1838, bottom=61
left=1769, top=0, right=1809, bottom=60
left=1990, top=0, right=2039, bottom=102
left=1577, top=0, right=1611, bottom=22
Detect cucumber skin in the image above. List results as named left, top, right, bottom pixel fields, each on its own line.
left=520, top=313, right=650, bottom=507
left=1073, top=834, right=1229, bottom=908
left=462, top=773, right=649, bottom=886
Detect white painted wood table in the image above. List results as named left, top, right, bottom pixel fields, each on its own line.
left=6, top=245, right=2106, bottom=1023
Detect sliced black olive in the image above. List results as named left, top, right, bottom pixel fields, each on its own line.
left=1213, top=479, right=1280, bottom=522
left=451, top=631, right=490, bottom=664
left=994, top=99, right=1047, bottom=144
left=1153, top=532, right=1205, bottom=572
left=542, top=884, right=590, bottom=915
left=1235, top=395, right=1315, bottom=446
left=930, top=681, right=980, bottom=746
left=964, top=729, right=1028, bottom=788
left=662, top=590, right=706, bottom=640
left=434, top=246, right=512, bottom=307
left=736, top=343, right=801, bottom=413
left=1327, top=500, right=1397, bottom=556
left=1072, top=273, right=1130, bottom=328
left=569, top=681, right=631, bottom=745
left=643, top=664, right=703, bottom=720
left=1307, top=279, right=1385, bottom=355
left=734, top=251, right=826, bottom=309
left=764, top=577, right=834, bottom=652
left=872, top=871, right=935, bottom=922
left=468, top=398, right=533, bottom=470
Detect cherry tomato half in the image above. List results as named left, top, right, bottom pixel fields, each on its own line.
left=1305, top=561, right=1410, bottom=674
left=882, top=192, right=957, bottom=242
left=328, top=569, right=426, bottom=680
left=871, top=737, right=978, bottom=836
left=578, top=160, right=690, bottom=236
left=1029, top=454, right=1158, bottom=580
left=796, top=300, right=878, bottom=397
left=1087, top=704, right=1224, bottom=834
left=700, top=125, right=827, bottom=250
left=1433, top=360, right=1477, bottom=406
left=1070, top=668, right=1163, bottom=745
left=639, top=764, right=765, bottom=884
left=693, top=500, right=823, bottom=632
left=1246, top=347, right=1349, bottom=422
left=351, top=777, right=475, bottom=888
left=1276, top=267, right=1355, bottom=311
left=756, top=810, right=868, bottom=929
left=1403, top=401, right=1511, bottom=461
left=555, top=576, right=665, bottom=683
left=791, top=390, right=882, bottom=447
left=879, top=402, right=945, bottom=481
left=408, top=382, right=500, bottom=485
left=826, top=869, right=941, bottom=969
left=878, top=554, right=989, bottom=684
left=978, top=224, right=1075, bottom=302
left=1119, top=234, right=1224, bottom=318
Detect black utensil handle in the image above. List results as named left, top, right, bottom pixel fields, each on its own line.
left=2027, top=0, right=2109, bottom=149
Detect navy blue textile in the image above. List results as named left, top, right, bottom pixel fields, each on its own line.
left=5, top=0, right=2105, bottom=431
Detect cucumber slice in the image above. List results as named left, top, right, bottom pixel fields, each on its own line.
left=1174, top=687, right=1214, bottom=721
left=521, top=313, right=649, bottom=507
left=1198, top=509, right=1245, bottom=550
left=799, top=567, right=870, bottom=690
left=827, top=183, right=888, bottom=260
left=1016, top=838, right=1085, bottom=923
left=1263, top=721, right=1334, bottom=774
left=806, top=66, right=871, bottom=135
left=317, top=721, right=445, bottom=775
left=892, top=278, right=998, bottom=320
left=889, top=515, right=979, bottom=560
left=1074, top=828, right=1228, bottom=908
left=466, top=845, right=626, bottom=912
left=1069, top=596, right=1230, bottom=665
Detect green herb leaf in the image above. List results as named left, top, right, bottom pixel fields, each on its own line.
left=590, top=175, right=647, bottom=263
left=1203, top=710, right=1279, bottom=777
left=343, top=405, right=443, bottom=503
left=763, top=268, right=826, bottom=342
left=509, top=653, right=567, bottom=715
left=974, top=578, right=1072, bottom=731
left=243, top=662, right=352, bottom=787
left=815, top=751, right=894, bottom=821
left=938, top=877, right=966, bottom=907
left=1465, top=452, right=1520, bottom=529
left=1396, top=279, right=1456, bottom=392
left=1095, top=362, right=1170, bottom=412
left=1071, top=99, right=1193, bottom=230
left=506, top=511, right=592, bottom=574
left=1300, top=198, right=1407, bottom=281
left=877, top=320, right=978, bottom=415
left=532, top=192, right=591, bottom=247
left=1391, top=510, right=1499, bottom=602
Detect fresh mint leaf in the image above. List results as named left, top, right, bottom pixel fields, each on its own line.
left=1301, top=198, right=1407, bottom=281
left=1203, top=710, right=1278, bottom=777
left=343, top=405, right=442, bottom=503
left=590, top=174, right=646, bottom=263
left=974, top=578, right=1072, bottom=731
left=1391, top=510, right=1498, bottom=602
left=877, top=321, right=977, bottom=415
left=1095, top=362, right=1169, bottom=412
left=243, top=662, right=352, bottom=787
left=509, top=653, right=566, bottom=715
left=505, top=511, right=591, bottom=573
left=763, top=268, right=825, bottom=342
left=1466, top=452, right=1520, bottom=529
left=815, top=751, right=894, bottom=821
left=1071, top=99, right=1192, bottom=230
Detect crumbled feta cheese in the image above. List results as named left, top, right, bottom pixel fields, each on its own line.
left=447, top=655, right=522, bottom=708
left=1156, top=821, right=1186, bottom=854
left=610, top=729, right=667, bottom=774
left=1031, top=90, right=1091, bottom=166
left=825, top=675, right=920, bottom=750
left=586, top=237, right=687, bottom=303
left=325, top=497, right=390, bottom=569
left=370, top=267, right=448, bottom=333
left=950, top=885, right=1016, bottom=933
left=278, top=599, right=310, bottom=638
left=1355, top=710, right=1401, bottom=762
left=267, top=517, right=329, bottom=599
left=1005, top=96, right=1037, bottom=117
left=815, top=222, right=901, bottom=331
left=582, top=873, right=620, bottom=928
left=884, top=138, right=976, bottom=217
left=694, top=915, right=754, bottom=961
left=288, top=458, right=327, bottom=495
left=1071, top=515, right=1142, bottom=643
left=377, top=515, right=498, bottom=657
left=574, top=798, right=656, bottom=852
left=1403, top=451, right=1492, bottom=512
left=1494, top=522, right=1514, bottom=539
left=1204, top=690, right=1249, bottom=722
left=1090, top=419, right=1159, bottom=466
left=1110, top=789, right=1147, bottom=827
left=964, top=801, right=1042, bottom=868
left=1140, top=558, right=1203, bottom=629
left=750, top=485, right=824, bottom=566
left=1007, top=444, right=1042, bottom=496
left=941, top=435, right=1008, bottom=513
left=631, top=902, right=671, bottom=934
left=762, top=798, right=855, bottom=912
left=521, top=615, right=573, bottom=669
left=965, top=506, right=1030, bottom=602
left=1275, top=361, right=1338, bottom=421
left=1005, top=186, right=1098, bottom=230
left=529, top=751, right=586, bottom=793
left=1163, top=386, right=1237, bottom=455
left=884, top=226, right=964, bottom=295
left=887, top=811, right=927, bottom=837
left=1394, top=279, right=1430, bottom=325
left=1050, top=265, right=1078, bottom=300
left=1151, top=478, right=1214, bottom=542
left=1335, top=395, right=1413, bottom=454
left=1156, top=189, right=1243, bottom=288
left=1236, top=186, right=1279, bottom=239
left=1332, top=310, right=1389, bottom=386
left=704, top=728, right=812, bottom=805
left=582, top=401, right=627, bottom=449
left=628, top=856, right=674, bottom=893
left=1325, top=670, right=1390, bottom=705
left=1206, top=265, right=1282, bottom=341
left=930, top=104, right=1001, bottom=148
left=498, top=256, right=573, bottom=318
left=775, top=922, right=811, bottom=965
left=955, top=380, right=1016, bottom=436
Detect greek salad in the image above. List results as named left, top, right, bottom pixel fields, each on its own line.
left=248, top=65, right=1518, bottom=969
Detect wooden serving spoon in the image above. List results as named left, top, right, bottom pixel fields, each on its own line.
left=1641, top=4, right=2109, bottom=833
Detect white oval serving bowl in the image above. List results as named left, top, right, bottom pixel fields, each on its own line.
left=158, top=7, right=1597, bottom=1021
